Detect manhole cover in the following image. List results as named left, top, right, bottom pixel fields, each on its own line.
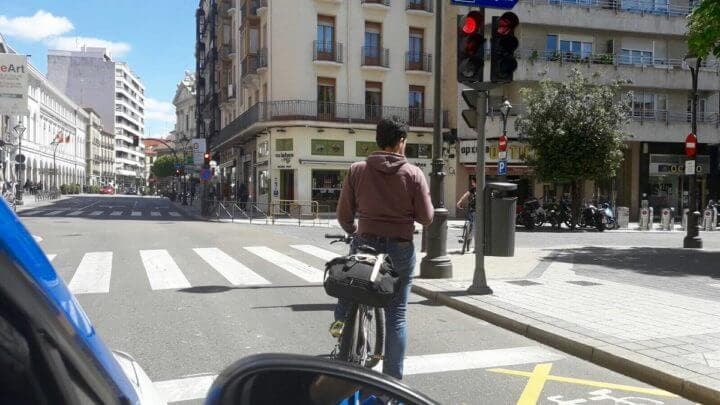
left=567, top=280, right=602, bottom=286
left=506, top=280, right=542, bottom=286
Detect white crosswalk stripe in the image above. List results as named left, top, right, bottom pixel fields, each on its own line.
left=290, top=244, right=341, bottom=262
left=140, top=250, right=191, bottom=290
left=151, top=211, right=161, bottom=217
left=68, top=252, right=113, bottom=294
left=68, top=211, right=84, bottom=216
left=44, top=210, right=64, bottom=216
left=90, top=211, right=103, bottom=216
left=169, top=211, right=181, bottom=217
left=131, top=211, right=142, bottom=217
left=244, top=246, right=324, bottom=283
left=193, top=248, right=270, bottom=286
left=110, top=211, right=123, bottom=216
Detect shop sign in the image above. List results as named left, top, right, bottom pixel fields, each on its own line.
left=258, top=141, right=270, bottom=158
left=649, top=154, right=709, bottom=176
left=458, top=140, right=529, bottom=164
left=0, top=54, right=29, bottom=116
left=191, top=138, right=206, bottom=168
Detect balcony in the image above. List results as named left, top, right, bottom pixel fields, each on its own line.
left=257, top=0, right=268, bottom=15
left=213, top=100, right=449, bottom=150
left=406, top=0, right=433, bottom=14
left=241, top=53, right=261, bottom=89
left=488, top=0, right=694, bottom=37
left=405, top=52, right=432, bottom=73
left=487, top=104, right=720, bottom=144
left=227, top=83, right=236, bottom=100
left=361, top=47, right=390, bottom=69
left=362, top=0, right=391, bottom=9
left=221, top=40, right=237, bottom=60
left=313, top=41, right=344, bottom=65
left=258, top=48, right=268, bottom=71
left=512, top=49, right=720, bottom=91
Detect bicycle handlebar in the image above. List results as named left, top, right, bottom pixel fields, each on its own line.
left=325, top=233, right=346, bottom=239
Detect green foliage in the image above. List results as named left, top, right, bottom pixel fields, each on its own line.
left=151, top=155, right=177, bottom=178
left=515, top=69, right=631, bottom=185
left=687, top=0, right=720, bottom=59
left=88, top=185, right=101, bottom=194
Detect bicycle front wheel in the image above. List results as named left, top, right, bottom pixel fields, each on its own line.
left=461, top=221, right=473, bottom=254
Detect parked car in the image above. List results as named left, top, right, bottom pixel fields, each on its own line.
left=100, top=185, right=115, bottom=195
left=0, top=199, right=436, bottom=404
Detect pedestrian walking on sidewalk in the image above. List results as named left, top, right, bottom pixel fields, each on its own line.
left=333, top=116, right=434, bottom=380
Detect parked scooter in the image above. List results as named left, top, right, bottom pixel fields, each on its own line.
left=516, top=197, right=541, bottom=230
left=600, top=202, right=616, bottom=230
left=579, top=202, right=607, bottom=231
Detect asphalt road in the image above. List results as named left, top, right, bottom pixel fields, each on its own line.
left=20, top=196, right=697, bottom=404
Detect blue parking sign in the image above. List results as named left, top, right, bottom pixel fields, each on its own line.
left=498, top=159, right=508, bottom=175
left=450, top=0, right=518, bottom=9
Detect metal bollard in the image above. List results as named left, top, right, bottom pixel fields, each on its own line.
left=639, top=207, right=650, bottom=230
left=660, top=208, right=672, bottom=231
left=703, top=209, right=714, bottom=231
left=681, top=208, right=690, bottom=230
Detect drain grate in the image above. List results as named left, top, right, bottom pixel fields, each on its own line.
left=506, top=280, right=542, bottom=286
left=567, top=280, right=602, bottom=286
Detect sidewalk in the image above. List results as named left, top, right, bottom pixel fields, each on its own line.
left=412, top=247, right=720, bottom=404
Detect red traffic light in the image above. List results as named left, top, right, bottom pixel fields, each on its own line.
left=496, top=12, right=519, bottom=36
left=461, top=16, right=477, bottom=34
left=499, top=135, right=508, bottom=152
left=685, top=133, right=697, bottom=157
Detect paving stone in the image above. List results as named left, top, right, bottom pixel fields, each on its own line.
left=657, top=346, right=692, bottom=356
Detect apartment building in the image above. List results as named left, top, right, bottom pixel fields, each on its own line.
left=448, top=1, right=720, bottom=219
left=47, top=48, right=146, bottom=189
left=0, top=35, right=87, bottom=190
left=197, top=0, right=448, bottom=210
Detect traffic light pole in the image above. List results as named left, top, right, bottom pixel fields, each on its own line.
left=420, top=1, right=453, bottom=279
left=468, top=91, right=493, bottom=295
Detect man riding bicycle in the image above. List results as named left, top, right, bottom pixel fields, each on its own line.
left=334, top=116, right=434, bottom=380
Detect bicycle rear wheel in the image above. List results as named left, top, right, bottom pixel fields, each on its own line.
left=461, top=221, right=473, bottom=254
left=337, top=304, right=385, bottom=369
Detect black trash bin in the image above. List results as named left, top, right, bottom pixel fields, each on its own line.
left=484, top=182, right=517, bottom=257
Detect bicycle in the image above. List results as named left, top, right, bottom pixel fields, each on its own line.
left=324, top=234, right=386, bottom=370
left=458, top=208, right=474, bottom=255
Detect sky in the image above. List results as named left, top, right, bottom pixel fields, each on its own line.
left=0, top=0, right=199, bottom=138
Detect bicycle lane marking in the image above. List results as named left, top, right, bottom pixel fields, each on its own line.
left=488, top=363, right=678, bottom=404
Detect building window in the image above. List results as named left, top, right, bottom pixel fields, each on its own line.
left=317, top=77, right=336, bottom=120
left=405, top=143, right=432, bottom=159
left=316, top=15, right=336, bottom=59
left=311, top=169, right=347, bottom=212
left=559, top=40, right=593, bottom=59
left=364, top=22, right=382, bottom=63
left=545, top=35, right=558, bottom=56
left=365, top=81, right=382, bottom=121
left=632, top=92, right=663, bottom=119
left=276, top=138, right=293, bottom=151
left=311, top=139, right=344, bottom=156
left=408, top=28, right=424, bottom=68
left=620, top=49, right=653, bottom=65
left=409, top=85, right=425, bottom=125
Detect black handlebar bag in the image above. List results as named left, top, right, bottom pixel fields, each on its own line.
left=324, top=253, right=400, bottom=308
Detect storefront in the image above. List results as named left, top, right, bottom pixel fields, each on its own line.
left=253, top=126, right=433, bottom=215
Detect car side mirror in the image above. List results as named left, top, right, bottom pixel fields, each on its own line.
left=205, top=353, right=437, bottom=405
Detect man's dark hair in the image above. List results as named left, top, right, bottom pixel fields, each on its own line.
left=376, top=116, right=409, bottom=149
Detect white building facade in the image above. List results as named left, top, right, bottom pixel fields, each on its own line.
left=199, top=0, right=445, bottom=209
left=0, top=36, right=87, bottom=190
left=47, top=48, right=146, bottom=189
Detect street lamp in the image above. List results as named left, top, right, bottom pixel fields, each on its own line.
left=683, top=54, right=702, bottom=249
left=13, top=123, right=26, bottom=206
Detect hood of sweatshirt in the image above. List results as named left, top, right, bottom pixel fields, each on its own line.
left=366, top=152, right=408, bottom=174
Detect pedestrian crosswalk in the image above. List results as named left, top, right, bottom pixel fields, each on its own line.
left=21, top=208, right=184, bottom=218
left=49, top=244, right=343, bottom=295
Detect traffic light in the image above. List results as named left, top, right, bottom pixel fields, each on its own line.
left=203, top=152, right=211, bottom=168
left=490, top=12, right=519, bottom=84
left=461, top=90, right=481, bottom=129
left=457, top=10, right=485, bottom=86
left=132, top=135, right=140, bottom=147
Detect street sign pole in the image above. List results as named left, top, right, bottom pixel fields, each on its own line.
left=468, top=90, right=493, bottom=295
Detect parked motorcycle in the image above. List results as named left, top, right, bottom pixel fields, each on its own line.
left=517, top=197, right=541, bottom=230
left=600, top=203, right=616, bottom=230
left=579, top=203, right=607, bottom=231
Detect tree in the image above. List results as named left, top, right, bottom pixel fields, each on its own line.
left=515, top=69, right=631, bottom=226
left=151, top=155, right=177, bottom=179
left=688, top=0, right=720, bottom=59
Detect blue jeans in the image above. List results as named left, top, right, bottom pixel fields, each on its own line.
left=334, top=235, right=416, bottom=380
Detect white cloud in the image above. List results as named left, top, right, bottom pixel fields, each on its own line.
left=145, top=98, right=176, bottom=123
left=0, top=10, right=74, bottom=41
left=45, top=36, right=131, bottom=58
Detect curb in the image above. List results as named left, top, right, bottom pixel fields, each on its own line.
left=410, top=283, right=720, bottom=404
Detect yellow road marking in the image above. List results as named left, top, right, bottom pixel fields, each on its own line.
left=517, top=363, right=553, bottom=405
left=489, top=367, right=678, bottom=398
